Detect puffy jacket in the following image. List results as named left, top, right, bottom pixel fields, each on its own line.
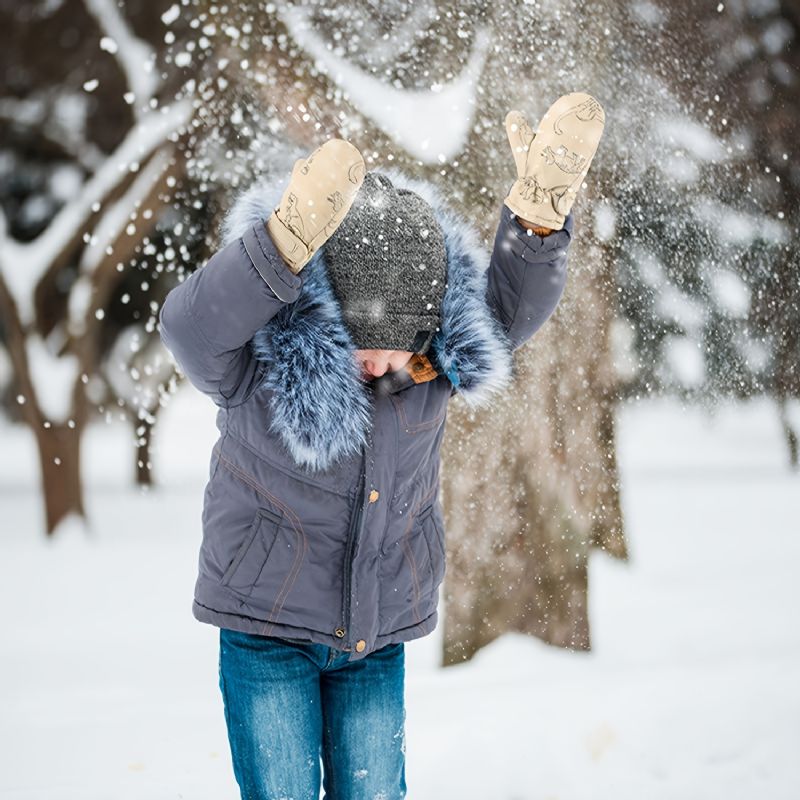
left=158, top=166, right=573, bottom=661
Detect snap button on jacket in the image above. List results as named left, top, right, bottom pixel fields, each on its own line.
left=158, top=167, right=573, bottom=661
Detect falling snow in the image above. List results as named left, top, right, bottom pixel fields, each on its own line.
left=1, top=1, right=798, bottom=797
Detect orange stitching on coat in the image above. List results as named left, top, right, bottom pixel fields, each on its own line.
left=217, top=454, right=306, bottom=632
left=216, top=451, right=307, bottom=633
left=395, top=395, right=447, bottom=434
left=227, top=428, right=352, bottom=498
left=400, top=483, right=440, bottom=624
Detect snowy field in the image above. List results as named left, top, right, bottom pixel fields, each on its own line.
left=1, top=392, right=798, bottom=799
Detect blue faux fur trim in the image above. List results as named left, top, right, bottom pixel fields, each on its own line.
left=221, top=165, right=514, bottom=472
left=250, top=252, right=374, bottom=473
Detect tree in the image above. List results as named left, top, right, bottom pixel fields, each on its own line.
left=0, top=0, right=192, bottom=533
left=604, top=0, right=800, bottom=464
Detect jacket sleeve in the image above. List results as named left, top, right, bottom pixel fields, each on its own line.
left=158, top=222, right=304, bottom=408
left=485, top=203, right=573, bottom=351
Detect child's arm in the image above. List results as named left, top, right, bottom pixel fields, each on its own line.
left=159, top=139, right=365, bottom=409
left=484, top=204, right=573, bottom=351
left=485, top=93, right=604, bottom=350
left=158, top=223, right=303, bottom=408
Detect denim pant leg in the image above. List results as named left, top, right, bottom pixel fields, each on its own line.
left=320, top=642, right=407, bottom=800
left=218, top=628, right=326, bottom=800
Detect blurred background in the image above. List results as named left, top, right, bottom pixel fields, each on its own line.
left=1, top=0, right=798, bottom=797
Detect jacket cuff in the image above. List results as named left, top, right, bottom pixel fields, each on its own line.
left=242, top=222, right=304, bottom=303
left=501, top=204, right=573, bottom=264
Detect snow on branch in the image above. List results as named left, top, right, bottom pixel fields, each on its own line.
left=70, top=146, right=174, bottom=330
left=83, top=0, right=159, bottom=111
left=278, top=4, right=491, bottom=163
left=0, top=95, right=105, bottom=171
left=0, top=101, right=192, bottom=327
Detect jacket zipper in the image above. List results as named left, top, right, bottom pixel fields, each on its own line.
left=341, top=455, right=366, bottom=643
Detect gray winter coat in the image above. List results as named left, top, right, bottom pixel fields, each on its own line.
left=158, top=167, right=573, bottom=661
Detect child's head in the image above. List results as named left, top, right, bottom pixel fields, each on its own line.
left=354, top=349, right=414, bottom=380
left=325, top=171, right=447, bottom=358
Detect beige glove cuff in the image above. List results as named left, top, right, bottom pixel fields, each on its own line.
left=504, top=185, right=567, bottom=230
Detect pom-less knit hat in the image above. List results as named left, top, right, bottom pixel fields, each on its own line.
left=323, top=171, right=448, bottom=354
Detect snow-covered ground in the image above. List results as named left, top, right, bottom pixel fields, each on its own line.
left=1, top=393, right=798, bottom=799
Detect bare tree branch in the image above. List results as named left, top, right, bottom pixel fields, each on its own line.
left=0, top=101, right=192, bottom=327
left=83, top=0, right=159, bottom=114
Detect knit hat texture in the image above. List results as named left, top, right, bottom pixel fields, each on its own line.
left=323, top=171, right=447, bottom=353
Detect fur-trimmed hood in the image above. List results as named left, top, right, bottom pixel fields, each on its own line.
left=221, top=166, right=514, bottom=473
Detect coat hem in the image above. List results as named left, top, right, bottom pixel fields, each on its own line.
left=192, top=596, right=439, bottom=662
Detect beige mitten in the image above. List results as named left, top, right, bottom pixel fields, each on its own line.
left=504, top=92, right=606, bottom=230
left=266, top=139, right=366, bottom=274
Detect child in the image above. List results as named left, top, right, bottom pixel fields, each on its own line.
left=158, top=92, right=605, bottom=800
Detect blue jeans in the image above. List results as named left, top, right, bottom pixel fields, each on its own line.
left=218, top=628, right=408, bottom=800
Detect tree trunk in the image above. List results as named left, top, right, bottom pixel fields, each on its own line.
left=34, top=422, right=85, bottom=535
left=135, top=417, right=154, bottom=487
left=439, top=0, right=627, bottom=666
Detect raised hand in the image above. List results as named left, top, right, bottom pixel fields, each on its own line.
left=267, top=139, right=366, bottom=274
left=504, top=92, right=606, bottom=231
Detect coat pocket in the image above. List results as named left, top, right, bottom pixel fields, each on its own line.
left=220, top=508, right=283, bottom=594
left=377, top=501, right=445, bottom=634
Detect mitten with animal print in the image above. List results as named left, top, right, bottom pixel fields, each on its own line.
left=504, top=92, right=606, bottom=231
left=266, top=139, right=366, bottom=274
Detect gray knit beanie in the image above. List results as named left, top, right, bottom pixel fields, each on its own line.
left=323, top=172, right=447, bottom=354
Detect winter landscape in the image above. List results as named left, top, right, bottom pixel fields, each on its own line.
left=2, top=0, right=799, bottom=798
left=2, top=393, right=799, bottom=798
